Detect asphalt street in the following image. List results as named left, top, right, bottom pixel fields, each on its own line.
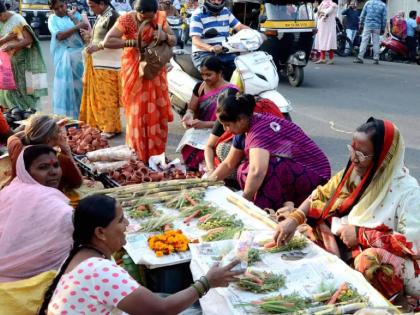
left=39, top=40, right=420, bottom=180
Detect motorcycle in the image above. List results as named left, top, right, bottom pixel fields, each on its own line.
left=167, top=28, right=292, bottom=120
left=167, top=15, right=184, bottom=49
left=258, top=1, right=317, bottom=87
left=335, top=17, right=353, bottom=57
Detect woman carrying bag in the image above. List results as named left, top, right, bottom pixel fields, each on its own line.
left=104, top=0, right=175, bottom=162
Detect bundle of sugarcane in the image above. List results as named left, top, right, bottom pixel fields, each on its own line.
left=92, top=178, right=223, bottom=197
left=226, top=194, right=277, bottom=229
left=120, top=188, right=205, bottom=207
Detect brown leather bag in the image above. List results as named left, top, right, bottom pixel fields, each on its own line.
left=137, top=18, right=173, bottom=80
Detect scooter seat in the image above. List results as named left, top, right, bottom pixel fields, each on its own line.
left=174, top=54, right=202, bottom=80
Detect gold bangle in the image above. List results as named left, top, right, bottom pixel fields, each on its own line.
left=295, top=209, right=306, bottom=221
left=288, top=211, right=305, bottom=225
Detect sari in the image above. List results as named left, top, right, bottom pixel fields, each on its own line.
left=116, top=11, right=173, bottom=162
left=182, top=83, right=238, bottom=170
left=0, top=12, right=47, bottom=110
left=390, top=12, right=407, bottom=40
left=79, top=7, right=122, bottom=133
left=0, top=147, right=73, bottom=282
left=48, top=13, right=84, bottom=119
left=238, top=113, right=331, bottom=210
left=307, top=118, right=420, bottom=301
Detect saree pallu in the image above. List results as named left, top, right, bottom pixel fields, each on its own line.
left=116, top=12, right=173, bottom=162
left=79, top=53, right=122, bottom=133
left=48, top=13, right=84, bottom=119
left=182, top=83, right=238, bottom=170
left=0, top=13, right=47, bottom=110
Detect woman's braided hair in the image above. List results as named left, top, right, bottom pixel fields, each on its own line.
left=38, top=195, right=117, bottom=314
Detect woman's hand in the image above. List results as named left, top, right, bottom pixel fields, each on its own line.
left=181, top=111, right=194, bottom=128
left=337, top=224, right=358, bottom=248
left=80, top=28, right=91, bottom=42
left=190, top=119, right=206, bottom=129
left=274, top=217, right=299, bottom=247
left=205, top=259, right=243, bottom=288
left=86, top=44, right=100, bottom=54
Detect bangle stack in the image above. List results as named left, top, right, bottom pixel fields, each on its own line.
left=124, top=39, right=137, bottom=47
left=287, top=209, right=306, bottom=225
left=191, top=276, right=210, bottom=298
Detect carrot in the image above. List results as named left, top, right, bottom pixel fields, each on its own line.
left=327, top=282, right=348, bottom=305
left=137, top=205, right=147, bottom=211
left=184, top=192, right=198, bottom=206
left=183, top=210, right=201, bottom=223
left=264, top=241, right=277, bottom=249
left=206, top=227, right=225, bottom=234
left=244, top=271, right=264, bottom=285
left=198, top=214, right=211, bottom=223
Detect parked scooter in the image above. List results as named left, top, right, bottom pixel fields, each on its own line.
left=167, top=29, right=292, bottom=120
left=380, top=35, right=409, bottom=62
left=167, top=15, right=184, bottom=49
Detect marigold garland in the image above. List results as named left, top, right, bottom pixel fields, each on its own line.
left=148, top=229, right=189, bottom=257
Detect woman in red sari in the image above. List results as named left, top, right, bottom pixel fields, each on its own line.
left=104, top=0, right=175, bottom=162
left=274, top=118, right=420, bottom=307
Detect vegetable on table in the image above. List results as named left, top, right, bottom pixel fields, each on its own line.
left=198, top=214, right=243, bottom=230
left=238, top=270, right=286, bottom=293
left=264, top=236, right=308, bottom=253
left=247, top=248, right=262, bottom=265
left=202, top=227, right=243, bottom=242
left=137, top=214, right=176, bottom=233
left=126, top=202, right=159, bottom=219
left=165, top=190, right=204, bottom=209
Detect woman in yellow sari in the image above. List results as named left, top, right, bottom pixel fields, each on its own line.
left=104, top=0, right=175, bottom=161
left=79, top=0, right=122, bottom=138
left=274, top=118, right=420, bottom=307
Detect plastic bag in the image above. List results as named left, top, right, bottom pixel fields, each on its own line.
left=0, top=51, right=16, bottom=90
left=221, top=231, right=254, bottom=271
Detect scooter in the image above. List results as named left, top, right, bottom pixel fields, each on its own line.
left=167, top=29, right=292, bottom=120
left=167, top=15, right=184, bottom=49
left=380, top=34, right=409, bottom=62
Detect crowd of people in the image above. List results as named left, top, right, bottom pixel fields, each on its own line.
left=0, top=0, right=420, bottom=313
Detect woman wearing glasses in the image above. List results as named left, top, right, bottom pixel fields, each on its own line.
left=274, top=117, right=420, bottom=306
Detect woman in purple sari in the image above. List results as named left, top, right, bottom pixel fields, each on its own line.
left=211, top=92, right=331, bottom=210
left=181, top=56, right=238, bottom=170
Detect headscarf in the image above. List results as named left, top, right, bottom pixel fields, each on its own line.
left=309, top=118, right=420, bottom=250
left=0, top=147, right=74, bottom=282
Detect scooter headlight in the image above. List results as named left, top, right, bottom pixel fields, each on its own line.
left=296, top=51, right=306, bottom=60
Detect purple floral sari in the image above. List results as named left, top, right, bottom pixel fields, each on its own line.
left=237, top=113, right=331, bottom=210
left=182, top=83, right=238, bottom=170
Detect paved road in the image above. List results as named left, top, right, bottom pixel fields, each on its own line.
left=39, top=40, right=420, bottom=180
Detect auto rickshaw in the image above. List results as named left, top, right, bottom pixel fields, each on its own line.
left=258, top=0, right=317, bottom=87
left=19, top=0, right=51, bottom=37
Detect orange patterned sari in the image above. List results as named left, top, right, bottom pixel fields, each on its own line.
left=116, top=11, right=173, bottom=161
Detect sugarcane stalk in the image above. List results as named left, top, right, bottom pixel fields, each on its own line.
left=92, top=179, right=223, bottom=195
left=227, top=194, right=277, bottom=229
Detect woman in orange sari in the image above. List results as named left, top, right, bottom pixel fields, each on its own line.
left=104, top=0, right=175, bottom=161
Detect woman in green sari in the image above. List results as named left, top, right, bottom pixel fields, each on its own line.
left=0, top=2, right=48, bottom=110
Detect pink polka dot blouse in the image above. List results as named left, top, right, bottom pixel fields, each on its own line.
left=48, top=257, right=139, bottom=315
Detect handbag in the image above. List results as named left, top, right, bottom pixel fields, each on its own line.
left=0, top=51, right=16, bottom=90
left=137, top=18, right=173, bottom=80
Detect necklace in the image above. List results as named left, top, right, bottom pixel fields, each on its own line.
left=82, top=244, right=107, bottom=259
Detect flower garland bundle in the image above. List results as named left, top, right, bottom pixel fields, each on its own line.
left=148, top=230, right=189, bottom=257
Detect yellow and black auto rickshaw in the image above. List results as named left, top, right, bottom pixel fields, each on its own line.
left=19, top=0, right=51, bottom=37
left=258, top=0, right=317, bottom=87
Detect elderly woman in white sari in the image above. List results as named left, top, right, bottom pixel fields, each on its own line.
left=274, top=118, right=420, bottom=308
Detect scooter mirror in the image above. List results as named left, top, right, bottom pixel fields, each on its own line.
left=203, top=28, right=219, bottom=38
left=259, top=15, right=267, bottom=24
